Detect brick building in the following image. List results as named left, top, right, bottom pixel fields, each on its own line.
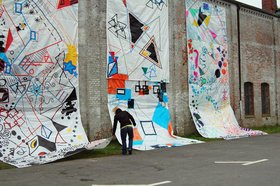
left=78, top=0, right=280, bottom=140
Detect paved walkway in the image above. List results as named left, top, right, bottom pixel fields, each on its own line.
left=1, top=133, right=279, bottom=186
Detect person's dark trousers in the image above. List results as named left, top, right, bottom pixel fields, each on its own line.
left=120, top=126, right=134, bottom=155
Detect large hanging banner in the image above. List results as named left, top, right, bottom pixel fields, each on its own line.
left=0, top=0, right=89, bottom=167
left=108, top=80, right=202, bottom=150
left=107, top=0, right=169, bottom=82
left=107, top=0, right=202, bottom=150
left=186, top=1, right=265, bottom=139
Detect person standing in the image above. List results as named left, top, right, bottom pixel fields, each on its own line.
left=112, top=108, right=136, bottom=155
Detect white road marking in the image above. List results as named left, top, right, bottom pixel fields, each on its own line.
left=215, top=161, right=250, bottom=164
left=92, top=180, right=172, bottom=186
left=242, top=159, right=268, bottom=166
left=87, top=159, right=97, bottom=162
left=215, top=159, right=269, bottom=166
left=150, top=181, right=172, bottom=186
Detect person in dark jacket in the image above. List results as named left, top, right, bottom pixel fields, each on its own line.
left=112, top=108, right=136, bottom=155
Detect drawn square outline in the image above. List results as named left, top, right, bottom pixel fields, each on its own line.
left=15, top=3, right=22, bottom=14
left=117, top=88, right=125, bottom=95
left=153, top=85, right=160, bottom=94
left=140, top=121, right=157, bottom=136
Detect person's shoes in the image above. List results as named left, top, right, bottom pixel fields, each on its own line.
left=128, top=150, right=132, bottom=155
left=122, top=150, right=127, bottom=155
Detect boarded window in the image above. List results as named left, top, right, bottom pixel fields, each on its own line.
left=261, top=83, right=270, bottom=115
left=244, top=82, right=254, bottom=116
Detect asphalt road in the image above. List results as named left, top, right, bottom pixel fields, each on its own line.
left=0, top=133, right=279, bottom=186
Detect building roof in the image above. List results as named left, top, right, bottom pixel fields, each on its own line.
left=223, top=0, right=280, bottom=17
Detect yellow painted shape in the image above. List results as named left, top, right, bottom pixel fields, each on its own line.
left=142, top=50, right=150, bottom=57
left=67, top=128, right=72, bottom=133
left=0, top=0, right=2, bottom=5
left=21, top=23, right=26, bottom=29
left=77, top=135, right=83, bottom=140
left=193, top=20, right=199, bottom=27
left=204, top=15, right=211, bottom=27
left=65, top=44, right=78, bottom=66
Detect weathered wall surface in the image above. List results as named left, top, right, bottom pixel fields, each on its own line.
left=78, top=0, right=280, bottom=139
left=240, top=8, right=278, bottom=127
left=227, top=3, right=242, bottom=123
left=78, top=0, right=197, bottom=138
left=79, top=0, right=110, bottom=140
left=169, top=1, right=196, bottom=136
left=275, top=18, right=280, bottom=125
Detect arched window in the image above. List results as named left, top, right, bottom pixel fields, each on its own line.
left=261, top=83, right=270, bottom=116
left=244, top=82, right=254, bottom=116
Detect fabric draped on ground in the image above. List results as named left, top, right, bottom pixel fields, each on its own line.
left=186, top=0, right=266, bottom=139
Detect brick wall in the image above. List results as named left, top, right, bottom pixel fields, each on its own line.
left=239, top=8, right=278, bottom=127
left=78, top=0, right=280, bottom=139
left=262, top=0, right=277, bottom=13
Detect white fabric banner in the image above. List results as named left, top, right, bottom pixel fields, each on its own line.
left=186, top=0, right=266, bottom=139
left=0, top=0, right=89, bottom=167
left=108, top=80, right=202, bottom=150
left=107, top=0, right=202, bottom=150
left=107, top=0, right=169, bottom=82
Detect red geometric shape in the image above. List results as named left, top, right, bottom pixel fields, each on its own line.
left=57, top=0, right=78, bottom=9
left=108, top=74, right=128, bottom=94
left=109, top=51, right=115, bottom=58
left=139, top=89, right=144, bottom=95
left=123, top=0, right=127, bottom=7
left=4, top=29, right=13, bottom=53
left=42, top=51, right=53, bottom=63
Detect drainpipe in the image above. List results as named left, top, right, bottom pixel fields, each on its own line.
left=272, top=18, right=279, bottom=124
left=237, top=5, right=243, bottom=123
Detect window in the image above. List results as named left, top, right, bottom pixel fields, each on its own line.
left=244, top=82, right=254, bottom=116
left=261, top=83, right=270, bottom=116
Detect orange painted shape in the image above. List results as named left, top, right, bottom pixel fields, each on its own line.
left=108, top=79, right=125, bottom=94
left=107, top=74, right=128, bottom=94
left=168, top=122, right=176, bottom=138
left=110, top=74, right=128, bottom=80
left=133, top=128, right=142, bottom=141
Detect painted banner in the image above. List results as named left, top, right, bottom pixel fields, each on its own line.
left=107, top=0, right=202, bottom=150
left=108, top=80, right=202, bottom=150
left=0, top=0, right=89, bottom=167
left=186, top=1, right=265, bottom=139
left=107, top=0, right=169, bottom=82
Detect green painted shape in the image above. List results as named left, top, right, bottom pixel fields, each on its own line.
left=190, top=8, right=199, bottom=17
left=142, top=67, right=148, bottom=74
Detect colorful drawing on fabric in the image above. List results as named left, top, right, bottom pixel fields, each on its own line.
left=107, top=0, right=202, bottom=150
left=186, top=1, right=266, bottom=139
left=0, top=1, right=89, bottom=168
left=107, top=0, right=169, bottom=82
left=108, top=81, right=202, bottom=150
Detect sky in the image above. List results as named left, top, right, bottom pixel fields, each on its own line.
left=236, top=0, right=280, bottom=8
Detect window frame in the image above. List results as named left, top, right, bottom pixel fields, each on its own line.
left=261, top=83, right=270, bottom=116
left=244, top=82, right=254, bottom=117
